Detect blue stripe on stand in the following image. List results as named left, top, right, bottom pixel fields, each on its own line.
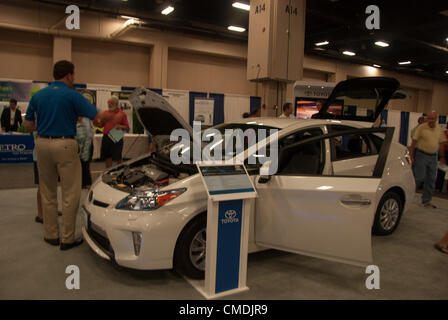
left=399, top=111, right=410, bottom=146
left=209, top=188, right=255, bottom=195
left=215, top=199, right=243, bottom=294
left=210, top=93, right=224, bottom=125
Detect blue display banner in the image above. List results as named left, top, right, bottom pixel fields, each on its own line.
left=215, top=199, right=243, bottom=294
left=0, top=134, right=34, bottom=163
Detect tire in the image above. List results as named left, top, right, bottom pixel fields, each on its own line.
left=174, top=214, right=206, bottom=279
left=372, top=191, right=403, bottom=236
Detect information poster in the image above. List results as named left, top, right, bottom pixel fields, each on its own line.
left=76, top=88, right=97, bottom=107
left=162, top=89, right=189, bottom=123
left=194, top=98, right=214, bottom=126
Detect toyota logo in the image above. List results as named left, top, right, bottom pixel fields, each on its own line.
left=225, top=210, right=237, bottom=219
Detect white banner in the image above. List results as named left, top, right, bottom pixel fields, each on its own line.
left=224, top=94, right=250, bottom=123
left=162, top=89, right=189, bottom=123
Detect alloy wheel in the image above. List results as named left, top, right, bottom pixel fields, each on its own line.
left=189, top=228, right=206, bottom=271
left=379, top=198, right=400, bottom=231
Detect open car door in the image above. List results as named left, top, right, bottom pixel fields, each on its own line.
left=254, top=127, right=394, bottom=266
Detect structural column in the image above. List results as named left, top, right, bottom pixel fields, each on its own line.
left=53, top=36, right=72, bottom=63
left=149, top=41, right=168, bottom=89
left=247, top=0, right=306, bottom=116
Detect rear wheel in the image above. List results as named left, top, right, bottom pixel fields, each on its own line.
left=174, top=215, right=206, bottom=279
left=372, top=191, right=403, bottom=235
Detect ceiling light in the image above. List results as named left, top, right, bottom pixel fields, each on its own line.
left=446, top=71, right=448, bottom=74
left=120, top=15, right=135, bottom=19
left=398, top=61, right=411, bottom=65
left=124, top=18, right=138, bottom=26
left=232, top=2, right=250, bottom=11
left=343, top=51, right=356, bottom=56
left=373, top=64, right=381, bottom=68
left=228, top=26, right=246, bottom=32
left=161, top=6, right=174, bottom=15
left=315, top=41, right=329, bottom=46
left=375, top=41, right=389, bottom=47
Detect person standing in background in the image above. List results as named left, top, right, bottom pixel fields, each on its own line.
left=278, top=102, right=295, bottom=119
left=1, top=98, right=22, bottom=132
left=76, top=117, right=94, bottom=189
left=409, top=111, right=447, bottom=208
left=98, top=96, right=129, bottom=168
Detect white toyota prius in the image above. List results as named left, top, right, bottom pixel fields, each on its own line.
left=82, top=77, right=415, bottom=279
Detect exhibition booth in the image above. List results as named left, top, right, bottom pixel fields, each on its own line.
left=0, top=79, right=262, bottom=163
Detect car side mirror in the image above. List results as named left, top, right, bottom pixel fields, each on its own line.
left=258, top=161, right=272, bottom=184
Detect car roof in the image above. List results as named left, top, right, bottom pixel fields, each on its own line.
left=230, top=117, right=372, bottom=131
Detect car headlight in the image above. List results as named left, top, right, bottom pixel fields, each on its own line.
left=115, top=188, right=186, bottom=211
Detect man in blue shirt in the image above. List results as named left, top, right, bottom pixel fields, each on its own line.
left=24, top=60, right=112, bottom=250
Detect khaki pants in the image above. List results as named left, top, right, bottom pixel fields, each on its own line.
left=35, top=137, right=81, bottom=244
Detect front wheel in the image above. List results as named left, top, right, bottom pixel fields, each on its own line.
left=372, top=191, right=403, bottom=235
left=174, top=215, right=206, bottom=279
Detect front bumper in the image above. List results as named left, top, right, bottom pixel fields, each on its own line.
left=81, top=181, right=186, bottom=271
left=82, top=205, right=113, bottom=261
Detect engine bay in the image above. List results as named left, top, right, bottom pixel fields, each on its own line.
left=102, top=153, right=197, bottom=192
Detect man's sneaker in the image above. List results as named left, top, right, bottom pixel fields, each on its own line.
left=423, top=202, right=437, bottom=209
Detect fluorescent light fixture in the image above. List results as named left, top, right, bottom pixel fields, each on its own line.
left=398, top=61, right=411, bottom=65
left=315, top=41, right=329, bottom=46
left=317, top=186, right=334, bottom=190
left=373, top=64, right=381, bottom=68
left=232, top=2, right=250, bottom=11
left=343, top=51, right=356, bottom=56
left=161, top=6, right=174, bottom=15
left=120, top=15, right=136, bottom=19
left=228, top=26, right=246, bottom=32
left=124, top=18, right=137, bottom=26
left=375, top=41, right=389, bottom=47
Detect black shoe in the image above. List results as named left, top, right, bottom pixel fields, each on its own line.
left=44, top=237, right=60, bottom=246
left=35, top=216, right=43, bottom=224
left=60, top=239, right=83, bottom=251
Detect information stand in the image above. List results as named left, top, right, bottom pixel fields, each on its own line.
left=193, top=163, right=257, bottom=299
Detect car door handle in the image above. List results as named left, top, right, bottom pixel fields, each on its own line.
left=340, top=198, right=371, bottom=206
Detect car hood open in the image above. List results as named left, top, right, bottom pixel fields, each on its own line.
left=312, top=77, right=400, bottom=123
left=129, top=87, right=193, bottom=138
